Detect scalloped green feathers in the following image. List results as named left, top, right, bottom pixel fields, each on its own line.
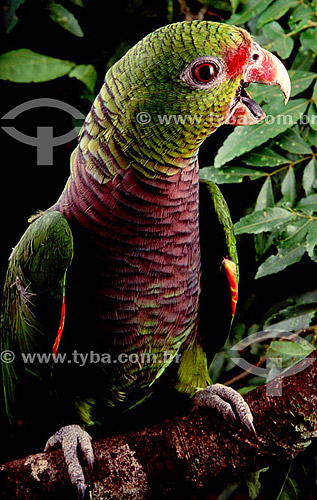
left=76, top=21, right=251, bottom=184
left=0, top=212, right=73, bottom=422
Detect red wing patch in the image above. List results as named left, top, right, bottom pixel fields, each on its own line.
left=52, top=295, right=65, bottom=359
left=222, top=257, right=238, bottom=315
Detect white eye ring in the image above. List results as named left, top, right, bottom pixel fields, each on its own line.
left=181, top=57, right=223, bottom=89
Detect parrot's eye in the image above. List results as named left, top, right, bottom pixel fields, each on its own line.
left=181, top=57, right=221, bottom=88
left=193, top=63, right=217, bottom=83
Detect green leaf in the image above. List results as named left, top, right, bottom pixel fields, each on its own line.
left=308, top=102, right=317, bottom=132
left=276, top=219, right=312, bottom=249
left=47, top=1, right=84, bottom=37
left=198, top=0, right=232, bottom=10
left=214, top=99, right=308, bottom=167
left=303, top=158, right=317, bottom=196
left=262, top=22, right=294, bottom=59
left=266, top=339, right=314, bottom=373
left=288, top=70, right=316, bottom=98
left=300, top=27, right=317, bottom=54
left=292, top=47, right=315, bottom=71
left=289, top=3, right=314, bottom=27
left=246, top=469, right=269, bottom=499
left=313, top=81, right=317, bottom=105
left=296, top=194, right=317, bottom=213
left=226, top=0, right=274, bottom=26
left=272, top=34, right=294, bottom=61
left=256, top=244, right=306, bottom=278
left=2, top=0, right=25, bottom=32
left=267, top=340, right=314, bottom=361
left=0, top=49, right=75, bottom=82
left=276, top=127, right=312, bottom=154
left=247, top=82, right=279, bottom=105
left=254, top=177, right=275, bottom=257
left=199, top=166, right=266, bottom=184
left=277, top=475, right=300, bottom=500
left=242, top=147, right=287, bottom=167
left=247, top=16, right=260, bottom=35
left=289, top=18, right=312, bottom=35
left=304, top=127, right=317, bottom=148
left=209, top=350, right=227, bottom=383
left=239, top=385, right=262, bottom=394
left=69, top=64, right=97, bottom=93
left=0, top=48, right=94, bottom=94
left=288, top=289, right=317, bottom=306
left=69, top=0, right=84, bottom=5
left=262, top=20, right=284, bottom=38
left=229, top=0, right=240, bottom=12
left=255, top=177, right=274, bottom=210
left=307, top=221, right=317, bottom=258
left=264, top=290, right=317, bottom=330
left=234, top=207, right=293, bottom=235
left=257, top=0, right=297, bottom=27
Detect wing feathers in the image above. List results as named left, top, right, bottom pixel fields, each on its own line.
left=0, top=211, right=73, bottom=422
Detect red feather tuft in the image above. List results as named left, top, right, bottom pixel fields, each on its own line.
left=226, top=42, right=251, bottom=79
left=52, top=295, right=65, bottom=359
left=222, top=257, right=238, bottom=315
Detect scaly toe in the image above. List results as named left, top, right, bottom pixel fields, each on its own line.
left=193, top=384, right=256, bottom=436
left=44, top=424, right=94, bottom=494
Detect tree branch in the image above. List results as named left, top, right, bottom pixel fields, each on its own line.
left=1, top=351, right=317, bottom=499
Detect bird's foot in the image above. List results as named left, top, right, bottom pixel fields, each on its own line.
left=193, top=383, right=257, bottom=438
left=44, top=424, right=94, bottom=499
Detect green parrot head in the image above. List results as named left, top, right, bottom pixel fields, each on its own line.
left=82, top=21, right=290, bottom=180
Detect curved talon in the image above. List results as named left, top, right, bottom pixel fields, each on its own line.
left=245, top=419, right=258, bottom=440
left=77, top=482, right=86, bottom=500
left=193, top=383, right=256, bottom=437
left=44, top=424, right=94, bottom=497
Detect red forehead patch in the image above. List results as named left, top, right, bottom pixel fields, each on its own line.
left=226, top=42, right=251, bottom=79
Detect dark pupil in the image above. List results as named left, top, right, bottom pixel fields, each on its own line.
left=195, top=63, right=214, bottom=82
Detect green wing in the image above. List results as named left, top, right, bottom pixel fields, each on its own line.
left=198, top=178, right=239, bottom=362
left=0, top=211, right=73, bottom=423
left=174, top=179, right=239, bottom=397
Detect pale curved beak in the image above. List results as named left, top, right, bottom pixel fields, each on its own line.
left=244, top=42, right=291, bottom=104
left=226, top=42, right=291, bottom=126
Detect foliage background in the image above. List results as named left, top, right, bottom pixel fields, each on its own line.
left=0, top=0, right=316, bottom=498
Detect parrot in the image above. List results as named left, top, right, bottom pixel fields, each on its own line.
left=0, top=20, right=290, bottom=497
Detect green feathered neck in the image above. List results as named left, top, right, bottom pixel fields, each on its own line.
left=76, top=21, right=248, bottom=184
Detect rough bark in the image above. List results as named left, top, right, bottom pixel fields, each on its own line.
left=1, top=351, right=316, bottom=499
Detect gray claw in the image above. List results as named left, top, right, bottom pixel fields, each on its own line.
left=77, top=481, right=86, bottom=500
left=86, top=454, right=94, bottom=474
left=44, top=424, right=94, bottom=495
left=227, top=407, right=237, bottom=423
left=245, top=419, right=258, bottom=440
left=193, top=383, right=257, bottom=437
